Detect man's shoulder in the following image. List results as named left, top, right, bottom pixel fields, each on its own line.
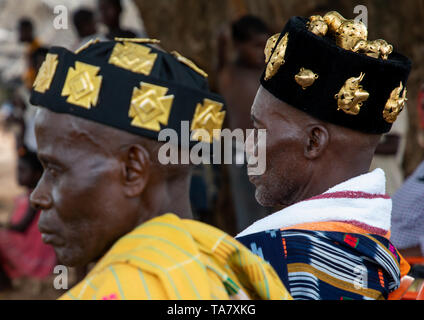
left=60, top=262, right=166, bottom=300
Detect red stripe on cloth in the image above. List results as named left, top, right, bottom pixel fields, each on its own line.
left=307, top=191, right=390, bottom=201
left=339, top=220, right=389, bottom=236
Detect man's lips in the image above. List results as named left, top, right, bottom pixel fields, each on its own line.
left=40, top=232, right=65, bottom=247
left=39, top=222, right=65, bottom=246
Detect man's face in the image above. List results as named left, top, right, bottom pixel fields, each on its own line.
left=98, top=0, right=120, bottom=28
left=31, top=109, right=140, bottom=267
left=18, top=25, right=32, bottom=43
left=246, top=86, right=310, bottom=208
left=236, top=33, right=269, bottom=68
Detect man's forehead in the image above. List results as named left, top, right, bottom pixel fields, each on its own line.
left=35, top=108, right=106, bottom=150
left=251, top=87, right=279, bottom=119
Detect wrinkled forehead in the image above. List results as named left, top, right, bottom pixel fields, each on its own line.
left=34, top=108, right=108, bottom=155
left=252, top=85, right=321, bottom=126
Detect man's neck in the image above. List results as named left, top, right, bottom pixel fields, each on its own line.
left=293, top=163, right=372, bottom=206
left=139, top=176, right=193, bottom=223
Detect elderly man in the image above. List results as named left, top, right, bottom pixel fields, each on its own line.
left=236, top=12, right=411, bottom=300
left=29, top=39, right=290, bottom=300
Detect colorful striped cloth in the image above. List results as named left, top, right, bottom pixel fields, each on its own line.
left=236, top=169, right=410, bottom=300
left=60, top=214, right=291, bottom=300
left=237, top=229, right=406, bottom=300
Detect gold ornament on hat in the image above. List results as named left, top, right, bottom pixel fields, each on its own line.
left=74, top=38, right=100, bottom=54
left=61, top=61, right=102, bottom=109
left=307, top=15, right=328, bottom=37
left=129, top=82, right=174, bottom=131
left=335, top=19, right=368, bottom=51
left=33, top=53, right=59, bottom=93
left=334, top=72, right=369, bottom=115
left=171, top=51, right=208, bottom=78
left=114, top=37, right=161, bottom=44
left=323, top=11, right=346, bottom=35
left=109, top=42, right=157, bottom=75
left=295, top=68, right=319, bottom=90
left=264, top=33, right=281, bottom=63
left=352, top=39, right=393, bottom=60
left=383, top=82, right=407, bottom=123
left=264, top=32, right=289, bottom=81
left=191, top=99, right=226, bottom=143
left=307, top=11, right=392, bottom=60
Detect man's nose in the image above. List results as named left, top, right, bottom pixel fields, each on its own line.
left=245, top=129, right=256, bottom=159
left=30, top=182, right=52, bottom=211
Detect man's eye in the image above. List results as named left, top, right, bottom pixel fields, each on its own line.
left=47, top=166, right=59, bottom=177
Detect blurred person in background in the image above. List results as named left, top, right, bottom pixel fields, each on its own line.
left=391, top=83, right=424, bottom=258
left=18, top=18, right=41, bottom=91
left=72, top=8, right=106, bottom=51
left=217, top=15, right=271, bottom=232
left=369, top=108, right=408, bottom=196
left=0, top=147, right=56, bottom=291
left=98, top=0, right=137, bottom=40
left=418, top=83, right=424, bottom=148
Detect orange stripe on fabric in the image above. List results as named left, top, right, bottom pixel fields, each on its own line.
left=280, top=221, right=390, bottom=239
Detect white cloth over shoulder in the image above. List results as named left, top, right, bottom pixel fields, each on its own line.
left=237, top=168, right=391, bottom=238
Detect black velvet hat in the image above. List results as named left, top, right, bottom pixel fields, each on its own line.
left=30, top=38, right=226, bottom=144
left=261, top=13, right=411, bottom=134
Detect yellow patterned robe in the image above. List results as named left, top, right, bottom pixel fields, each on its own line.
left=60, top=214, right=291, bottom=300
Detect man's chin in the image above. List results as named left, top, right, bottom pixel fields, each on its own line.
left=54, top=247, right=89, bottom=268
left=254, top=187, right=278, bottom=208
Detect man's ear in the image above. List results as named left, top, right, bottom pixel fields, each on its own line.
left=120, top=144, right=150, bottom=197
left=304, top=124, right=329, bottom=160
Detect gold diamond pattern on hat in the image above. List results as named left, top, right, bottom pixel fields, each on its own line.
left=264, top=32, right=289, bottom=81
left=109, top=42, right=157, bottom=75
left=61, top=61, right=102, bottom=109
left=383, top=82, right=407, bottom=123
left=191, top=99, right=226, bottom=143
left=334, top=72, right=369, bottom=115
left=33, top=53, right=59, bottom=93
left=129, top=82, right=174, bottom=131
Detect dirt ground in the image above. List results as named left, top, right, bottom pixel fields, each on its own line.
left=0, top=130, right=62, bottom=300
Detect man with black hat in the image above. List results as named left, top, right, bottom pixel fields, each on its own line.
left=29, top=38, right=290, bottom=300
left=236, top=11, right=411, bottom=300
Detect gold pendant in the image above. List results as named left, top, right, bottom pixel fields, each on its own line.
left=295, top=68, right=318, bottom=90
left=383, top=82, right=407, bottom=123
left=191, top=99, right=226, bottom=143
left=129, top=82, right=174, bottom=131
left=335, top=72, right=369, bottom=115
left=264, top=33, right=289, bottom=81
left=61, top=61, right=102, bottom=109
left=109, top=42, right=157, bottom=75
left=33, top=53, right=59, bottom=93
left=171, top=51, right=208, bottom=78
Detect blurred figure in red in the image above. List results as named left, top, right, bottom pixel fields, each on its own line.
left=0, top=147, right=56, bottom=290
